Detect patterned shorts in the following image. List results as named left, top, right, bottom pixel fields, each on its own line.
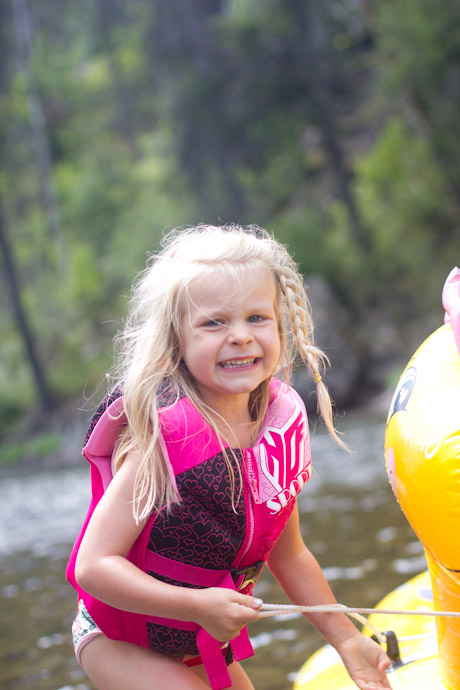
left=72, top=599, right=104, bottom=665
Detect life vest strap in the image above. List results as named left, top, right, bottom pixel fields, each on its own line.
left=145, top=555, right=255, bottom=689
left=196, top=572, right=254, bottom=690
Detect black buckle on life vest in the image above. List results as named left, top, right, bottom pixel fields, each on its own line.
left=231, top=561, right=264, bottom=590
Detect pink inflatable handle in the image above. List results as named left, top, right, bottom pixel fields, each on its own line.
left=442, top=266, right=460, bottom=357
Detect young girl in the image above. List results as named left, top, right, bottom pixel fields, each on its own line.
left=67, top=225, right=392, bottom=690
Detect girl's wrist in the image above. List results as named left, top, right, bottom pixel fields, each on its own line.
left=329, top=627, right=363, bottom=652
left=318, top=616, right=362, bottom=650
left=145, top=582, right=203, bottom=624
left=175, top=586, right=204, bottom=625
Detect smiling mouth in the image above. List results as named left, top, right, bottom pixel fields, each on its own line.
left=219, top=357, right=258, bottom=369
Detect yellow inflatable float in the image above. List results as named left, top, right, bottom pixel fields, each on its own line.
left=294, top=267, right=460, bottom=690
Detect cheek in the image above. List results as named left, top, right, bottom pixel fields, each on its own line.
left=180, top=334, right=197, bottom=370
left=269, top=332, right=282, bottom=365
left=183, top=334, right=214, bottom=367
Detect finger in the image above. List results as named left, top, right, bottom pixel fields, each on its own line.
left=378, top=655, right=391, bottom=673
left=234, top=593, right=263, bottom=608
left=223, top=624, right=243, bottom=641
left=229, top=629, right=242, bottom=640
left=367, top=677, right=393, bottom=690
left=352, top=672, right=392, bottom=690
left=240, top=600, right=262, bottom=623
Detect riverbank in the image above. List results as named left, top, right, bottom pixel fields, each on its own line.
left=0, top=398, right=91, bottom=477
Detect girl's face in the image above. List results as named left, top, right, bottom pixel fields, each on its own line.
left=181, top=268, right=281, bottom=413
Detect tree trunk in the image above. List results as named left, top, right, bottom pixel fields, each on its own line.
left=0, top=198, right=54, bottom=412
left=11, top=0, right=62, bottom=249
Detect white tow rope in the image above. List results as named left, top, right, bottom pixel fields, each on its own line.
left=260, top=603, right=460, bottom=619
left=260, top=603, right=460, bottom=646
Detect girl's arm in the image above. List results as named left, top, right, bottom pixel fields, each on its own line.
left=75, top=451, right=261, bottom=641
left=267, top=503, right=392, bottom=690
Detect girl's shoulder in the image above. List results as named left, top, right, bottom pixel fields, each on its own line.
left=268, top=377, right=307, bottom=416
left=84, top=386, right=123, bottom=446
left=83, top=379, right=181, bottom=446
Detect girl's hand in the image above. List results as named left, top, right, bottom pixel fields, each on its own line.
left=335, top=633, right=393, bottom=690
left=193, top=588, right=262, bottom=642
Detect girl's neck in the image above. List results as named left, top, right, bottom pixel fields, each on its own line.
left=204, top=395, right=255, bottom=449
left=219, top=415, right=255, bottom=449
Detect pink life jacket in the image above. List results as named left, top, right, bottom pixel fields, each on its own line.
left=66, top=378, right=311, bottom=690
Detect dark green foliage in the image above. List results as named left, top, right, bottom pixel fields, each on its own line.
left=1, top=0, right=459, bottom=430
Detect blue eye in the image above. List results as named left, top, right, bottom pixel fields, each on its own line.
left=248, top=315, right=263, bottom=323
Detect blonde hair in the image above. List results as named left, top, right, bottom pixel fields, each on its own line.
left=111, top=224, right=344, bottom=521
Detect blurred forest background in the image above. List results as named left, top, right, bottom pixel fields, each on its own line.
left=1, top=0, right=459, bottom=459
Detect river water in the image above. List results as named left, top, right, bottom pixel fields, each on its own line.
left=0, top=406, right=425, bottom=690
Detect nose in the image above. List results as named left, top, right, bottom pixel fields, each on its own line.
left=227, top=323, right=254, bottom=346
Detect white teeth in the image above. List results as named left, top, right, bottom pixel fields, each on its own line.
left=220, top=358, right=256, bottom=368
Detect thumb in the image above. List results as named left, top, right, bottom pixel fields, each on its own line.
left=251, top=597, right=263, bottom=609
left=378, top=652, right=391, bottom=673
left=237, top=594, right=263, bottom=609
